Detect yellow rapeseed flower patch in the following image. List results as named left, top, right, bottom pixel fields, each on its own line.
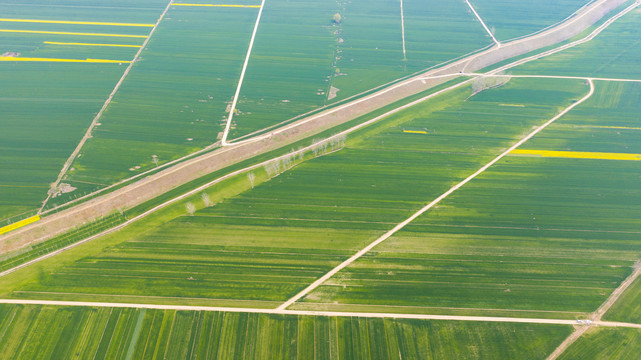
left=511, top=149, right=641, bottom=161
left=0, top=18, right=153, bottom=27
left=0, top=215, right=40, bottom=236
left=0, top=57, right=131, bottom=63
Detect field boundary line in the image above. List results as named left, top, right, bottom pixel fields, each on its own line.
left=3, top=298, right=641, bottom=330
left=220, top=0, right=266, bottom=146
left=39, top=0, right=175, bottom=214
left=465, top=0, right=500, bottom=47
left=277, top=79, right=595, bottom=311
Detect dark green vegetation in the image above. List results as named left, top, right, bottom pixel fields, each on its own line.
left=229, top=0, right=491, bottom=139
left=0, top=78, right=593, bottom=309
left=514, top=8, right=641, bottom=79
left=299, top=79, right=641, bottom=318
left=469, top=0, right=590, bottom=41
left=0, top=304, right=571, bottom=360
left=559, top=327, right=641, bottom=360
left=0, top=2, right=162, bottom=223
left=604, top=274, right=641, bottom=323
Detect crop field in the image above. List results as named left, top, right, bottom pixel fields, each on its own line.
left=58, top=4, right=259, bottom=203
left=296, top=79, right=641, bottom=318
left=228, top=0, right=492, bottom=139
left=2, top=1, right=641, bottom=358
left=0, top=78, right=594, bottom=309
left=0, top=304, right=571, bottom=360
left=513, top=8, right=641, bottom=79
left=467, top=0, right=591, bottom=41
left=559, top=327, right=641, bottom=360
left=603, top=274, right=641, bottom=323
left=0, top=1, right=163, bottom=223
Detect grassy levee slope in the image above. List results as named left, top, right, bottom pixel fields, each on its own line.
left=468, top=0, right=591, bottom=41
left=559, top=327, right=641, bottom=360
left=55, top=5, right=258, bottom=207
left=513, top=8, right=641, bottom=79
left=0, top=78, right=587, bottom=307
left=228, top=0, right=491, bottom=139
left=0, top=2, right=162, bottom=223
left=0, top=304, right=571, bottom=360
left=297, top=80, right=641, bottom=319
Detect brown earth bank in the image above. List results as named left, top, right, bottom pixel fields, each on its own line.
left=0, top=0, right=629, bottom=257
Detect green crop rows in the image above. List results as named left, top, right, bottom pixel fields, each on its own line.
left=468, top=0, right=590, bottom=41
left=513, top=8, right=641, bottom=79
left=559, top=327, right=641, bottom=360
left=0, top=304, right=571, bottom=360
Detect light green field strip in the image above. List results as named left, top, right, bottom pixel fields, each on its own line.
left=0, top=57, right=131, bottom=63
left=172, top=3, right=261, bottom=8
left=0, top=216, right=39, bottom=236
left=580, top=125, right=641, bottom=131
left=0, top=29, right=147, bottom=38
left=511, top=149, right=641, bottom=161
left=0, top=18, right=154, bottom=27
left=44, top=41, right=141, bottom=48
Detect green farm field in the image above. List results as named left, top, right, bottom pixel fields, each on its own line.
left=59, top=5, right=259, bottom=202
left=558, top=327, right=641, bottom=360
left=298, top=80, right=641, bottom=318
left=0, top=304, right=571, bottom=360
left=468, top=0, right=592, bottom=41
left=0, top=1, right=163, bottom=224
left=513, top=8, right=641, bottom=79
left=229, top=0, right=493, bottom=140
left=0, top=78, right=595, bottom=309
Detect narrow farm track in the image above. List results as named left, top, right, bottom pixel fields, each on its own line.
left=39, top=0, right=176, bottom=213
left=2, top=298, right=641, bottom=330
left=220, top=0, right=266, bottom=146
left=277, top=80, right=596, bottom=310
left=0, top=0, right=632, bottom=280
left=465, top=0, right=501, bottom=47
left=548, top=262, right=641, bottom=359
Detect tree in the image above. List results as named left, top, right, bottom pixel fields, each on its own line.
left=201, top=193, right=213, bottom=207
left=185, top=202, right=196, bottom=216
left=333, top=13, right=342, bottom=24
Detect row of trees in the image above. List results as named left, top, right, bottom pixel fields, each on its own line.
left=185, top=134, right=348, bottom=216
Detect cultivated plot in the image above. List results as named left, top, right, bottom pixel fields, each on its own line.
left=513, top=8, right=641, bottom=79
left=0, top=304, right=572, bottom=360
left=0, top=78, right=592, bottom=309
left=467, top=0, right=592, bottom=41
left=227, top=0, right=492, bottom=140
left=295, top=80, right=641, bottom=318
left=0, top=1, right=163, bottom=224
left=55, top=4, right=259, bottom=206
left=558, top=327, right=641, bottom=360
